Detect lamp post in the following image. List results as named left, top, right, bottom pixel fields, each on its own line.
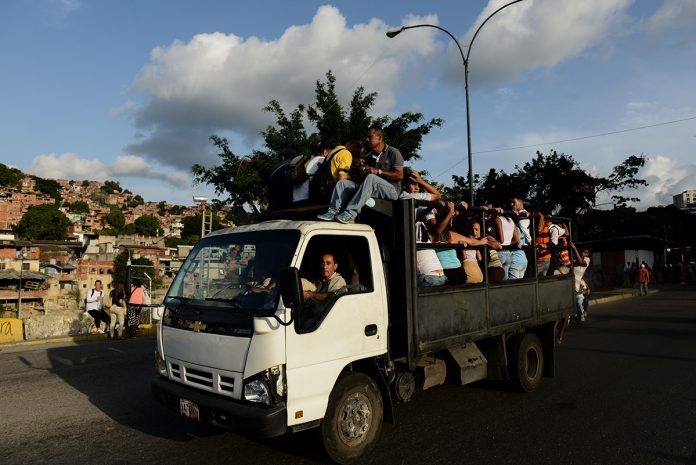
left=386, top=0, right=525, bottom=206
left=17, top=248, right=27, bottom=319
left=193, top=196, right=209, bottom=238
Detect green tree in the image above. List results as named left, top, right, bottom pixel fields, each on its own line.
left=81, top=180, right=90, bottom=187
left=445, top=150, right=647, bottom=220
left=193, top=70, right=443, bottom=212
left=126, top=214, right=162, bottom=236
left=13, top=204, right=71, bottom=240
left=104, top=206, right=126, bottom=232
left=63, top=200, right=90, bottom=214
left=157, top=201, right=167, bottom=216
left=112, top=251, right=163, bottom=289
left=168, top=204, right=186, bottom=215
left=32, top=177, right=62, bottom=203
left=100, top=180, right=123, bottom=194
left=127, top=194, right=144, bottom=208
left=0, top=163, right=23, bottom=188
left=179, top=213, right=226, bottom=243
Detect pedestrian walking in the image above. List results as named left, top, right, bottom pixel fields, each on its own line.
left=639, top=262, right=650, bottom=296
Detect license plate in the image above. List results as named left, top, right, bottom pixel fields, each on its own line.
left=179, top=398, right=200, bottom=421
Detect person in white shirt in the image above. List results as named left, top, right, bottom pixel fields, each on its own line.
left=85, top=280, right=108, bottom=334
left=292, top=143, right=333, bottom=204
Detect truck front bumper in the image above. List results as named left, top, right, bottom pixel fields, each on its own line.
left=151, top=376, right=287, bottom=438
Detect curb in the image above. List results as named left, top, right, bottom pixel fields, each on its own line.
left=589, top=288, right=660, bottom=306
left=0, top=324, right=157, bottom=349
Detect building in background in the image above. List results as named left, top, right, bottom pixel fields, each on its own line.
left=673, top=190, right=696, bottom=213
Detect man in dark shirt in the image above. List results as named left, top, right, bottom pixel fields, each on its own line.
left=317, top=126, right=404, bottom=224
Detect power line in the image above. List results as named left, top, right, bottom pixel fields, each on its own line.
left=432, top=114, right=696, bottom=180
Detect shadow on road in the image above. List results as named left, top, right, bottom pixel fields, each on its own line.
left=42, top=337, right=223, bottom=442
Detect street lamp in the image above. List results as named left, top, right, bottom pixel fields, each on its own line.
left=193, top=196, right=209, bottom=238
left=17, top=248, right=27, bottom=319
left=386, top=0, right=525, bottom=206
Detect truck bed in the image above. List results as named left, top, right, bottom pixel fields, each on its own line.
left=414, top=275, right=574, bottom=354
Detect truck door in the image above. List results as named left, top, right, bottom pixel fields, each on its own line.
left=284, top=232, right=387, bottom=425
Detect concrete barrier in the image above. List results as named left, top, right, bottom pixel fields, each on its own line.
left=0, top=318, right=24, bottom=343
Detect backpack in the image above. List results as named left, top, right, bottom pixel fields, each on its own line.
left=83, top=288, right=95, bottom=308
left=284, top=154, right=313, bottom=185
left=309, top=148, right=343, bottom=202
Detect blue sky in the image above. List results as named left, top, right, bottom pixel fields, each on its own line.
left=1, top=0, right=695, bottom=209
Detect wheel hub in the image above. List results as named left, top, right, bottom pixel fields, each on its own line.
left=338, top=392, right=372, bottom=445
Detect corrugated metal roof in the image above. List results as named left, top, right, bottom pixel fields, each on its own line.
left=0, top=270, right=47, bottom=281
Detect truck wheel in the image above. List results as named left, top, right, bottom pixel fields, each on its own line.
left=321, top=372, right=383, bottom=464
left=509, top=333, right=544, bottom=393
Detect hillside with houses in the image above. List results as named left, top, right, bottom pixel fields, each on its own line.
left=0, top=164, right=231, bottom=327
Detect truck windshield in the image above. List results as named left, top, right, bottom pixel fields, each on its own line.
left=165, top=229, right=299, bottom=312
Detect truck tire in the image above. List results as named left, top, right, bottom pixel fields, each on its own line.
left=321, top=372, right=384, bottom=464
left=509, top=333, right=544, bottom=393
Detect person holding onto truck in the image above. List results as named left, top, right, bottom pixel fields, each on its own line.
left=482, top=211, right=505, bottom=282
left=461, top=221, right=485, bottom=284
left=317, top=125, right=403, bottom=224
left=509, top=197, right=530, bottom=279
left=497, top=213, right=520, bottom=280
left=536, top=212, right=552, bottom=276
left=399, top=169, right=441, bottom=201
left=571, top=243, right=591, bottom=322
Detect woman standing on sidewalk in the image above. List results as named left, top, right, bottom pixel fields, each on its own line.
left=127, top=279, right=144, bottom=337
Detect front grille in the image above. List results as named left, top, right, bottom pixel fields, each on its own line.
left=166, top=357, right=241, bottom=399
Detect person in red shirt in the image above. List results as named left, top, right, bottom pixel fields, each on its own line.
left=638, top=262, right=650, bottom=296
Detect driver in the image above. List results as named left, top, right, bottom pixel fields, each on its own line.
left=303, top=253, right=346, bottom=302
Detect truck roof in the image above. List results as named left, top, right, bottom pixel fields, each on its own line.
left=206, top=219, right=375, bottom=237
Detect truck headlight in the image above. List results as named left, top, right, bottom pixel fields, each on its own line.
left=154, top=349, right=167, bottom=377
left=243, top=379, right=270, bottom=404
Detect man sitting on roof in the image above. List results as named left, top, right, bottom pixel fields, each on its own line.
left=317, top=125, right=404, bottom=224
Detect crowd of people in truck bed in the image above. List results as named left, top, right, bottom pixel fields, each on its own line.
left=265, top=125, right=592, bottom=326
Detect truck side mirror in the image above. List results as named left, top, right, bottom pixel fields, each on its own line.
left=279, top=267, right=304, bottom=308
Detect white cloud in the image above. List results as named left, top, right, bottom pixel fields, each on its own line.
left=444, top=0, right=633, bottom=85
left=645, top=0, right=696, bottom=32
left=27, top=152, right=190, bottom=188
left=28, top=152, right=108, bottom=180
left=126, top=6, right=440, bottom=169
left=632, top=154, right=696, bottom=208
left=110, top=99, right=136, bottom=117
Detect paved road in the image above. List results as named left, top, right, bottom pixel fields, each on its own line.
left=1, top=287, right=695, bottom=465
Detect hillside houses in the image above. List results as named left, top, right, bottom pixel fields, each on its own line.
left=0, top=174, right=226, bottom=316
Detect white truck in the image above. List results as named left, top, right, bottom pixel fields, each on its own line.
left=151, top=199, right=575, bottom=463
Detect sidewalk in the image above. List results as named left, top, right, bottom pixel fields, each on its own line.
left=0, top=324, right=157, bottom=350
left=587, top=282, right=674, bottom=306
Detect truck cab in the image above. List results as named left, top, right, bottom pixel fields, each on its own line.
left=152, top=220, right=389, bottom=458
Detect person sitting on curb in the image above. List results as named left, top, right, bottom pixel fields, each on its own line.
left=85, top=280, right=108, bottom=334
left=317, top=125, right=403, bottom=224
